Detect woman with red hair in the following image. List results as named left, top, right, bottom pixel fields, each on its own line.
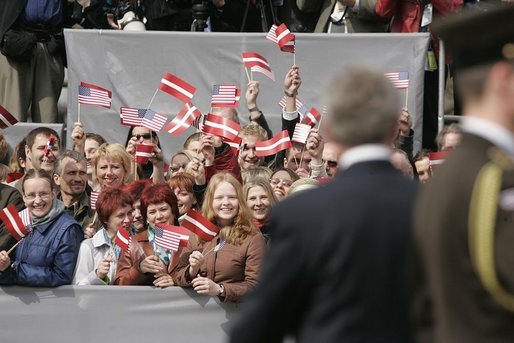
left=114, top=183, right=179, bottom=287
left=73, top=188, right=134, bottom=285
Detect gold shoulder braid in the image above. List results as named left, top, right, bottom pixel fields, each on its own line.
left=469, top=147, right=514, bottom=312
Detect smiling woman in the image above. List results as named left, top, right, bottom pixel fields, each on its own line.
left=172, top=173, right=267, bottom=302
left=91, top=143, right=134, bottom=190
left=0, top=169, right=83, bottom=287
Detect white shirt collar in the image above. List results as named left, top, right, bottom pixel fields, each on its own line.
left=460, top=117, right=514, bottom=158
left=340, top=144, right=392, bottom=170
left=92, top=228, right=113, bottom=248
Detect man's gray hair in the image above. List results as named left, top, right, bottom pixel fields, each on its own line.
left=325, top=67, right=400, bottom=146
left=54, top=149, right=87, bottom=175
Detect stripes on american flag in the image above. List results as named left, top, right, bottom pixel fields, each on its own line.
left=384, top=71, right=409, bottom=89
left=292, top=123, right=311, bottom=144
left=120, top=107, right=146, bottom=126
left=141, top=109, right=167, bottom=132
left=18, top=208, right=31, bottom=227
left=278, top=96, right=307, bottom=116
left=153, top=225, right=189, bottom=252
left=211, top=84, right=239, bottom=108
left=0, top=105, right=18, bottom=129
left=78, top=82, right=112, bottom=108
left=266, top=24, right=279, bottom=44
left=90, top=191, right=100, bottom=211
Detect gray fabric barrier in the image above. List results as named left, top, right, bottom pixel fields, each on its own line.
left=64, top=30, right=430, bottom=157
left=0, top=286, right=239, bottom=342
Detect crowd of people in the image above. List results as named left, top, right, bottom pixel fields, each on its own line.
left=1, top=0, right=514, bottom=342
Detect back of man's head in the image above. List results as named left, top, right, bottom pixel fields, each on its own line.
left=324, top=67, right=400, bottom=147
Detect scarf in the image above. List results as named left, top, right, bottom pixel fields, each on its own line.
left=31, top=198, right=66, bottom=226
left=252, top=218, right=267, bottom=230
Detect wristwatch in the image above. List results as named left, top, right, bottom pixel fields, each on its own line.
left=218, top=284, right=225, bottom=296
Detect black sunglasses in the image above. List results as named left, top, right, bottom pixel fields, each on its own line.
left=132, top=133, right=152, bottom=140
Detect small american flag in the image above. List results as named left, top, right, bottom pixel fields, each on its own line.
left=120, top=107, right=146, bottom=126
left=154, top=225, right=181, bottom=252
left=18, top=208, right=31, bottom=227
left=141, top=109, right=167, bottom=132
left=292, top=123, right=311, bottom=144
left=78, top=83, right=112, bottom=108
left=384, top=71, right=409, bottom=89
left=266, top=24, right=279, bottom=44
left=278, top=96, right=307, bottom=116
left=211, top=84, right=239, bottom=108
left=90, top=191, right=100, bottom=211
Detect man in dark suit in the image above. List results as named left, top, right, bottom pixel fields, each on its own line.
left=412, top=4, right=514, bottom=342
left=230, top=67, right=417, bottom=342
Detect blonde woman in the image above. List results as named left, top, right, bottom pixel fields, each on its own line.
left=172, top=173, right=266, bottom=302
left=243, top=177, right=277, bottom=244
left=91, top=143, right=133, bottom=190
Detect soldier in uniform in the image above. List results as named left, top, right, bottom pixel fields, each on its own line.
left=412, top=4, right=514, bottom=342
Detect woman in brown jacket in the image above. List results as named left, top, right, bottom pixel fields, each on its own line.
left=114, top=183, right=179, bottom=287
left=172, top=172, right=267, bottom=302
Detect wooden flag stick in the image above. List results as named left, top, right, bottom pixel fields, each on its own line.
left=146, top=89, right=159, bottom=112
left=78, top=102, right=81, bottom=123
left=298, top=145, right=306, bottom=171
left=404, top=87, right=409, bottom=108
left=293, top=52, right=296, bottom=66
left=7, top=239, right=22, bottom=255
left=134, top=157, right=139, bottom=180
left=244, top=67, right=251, bottom=82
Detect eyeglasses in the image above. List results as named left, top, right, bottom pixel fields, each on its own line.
left=24, top=191, right=52, bottom=201
left=323, top=160, right=338, bottom=168
left=132, top=133, right=152, bottom=140
left=270, top=178, right=293, bottom=188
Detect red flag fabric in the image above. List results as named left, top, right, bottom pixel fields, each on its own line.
left=0, top=105, right=18, bottom=129
left=182, top=210, right=220, bottom=241
left=202, top=113, right=241, bottom=142
left=164, top=102, right=201, bottom=136
left=153, top=224, right=190, bottom=251
left=303, top=107, right=322, bottom=127
left=292, top=123, right=311, bottom=144
left=159, top=73, right=197, bottom=103
left=135, top=143, right=154, bottom=164
left=115, top=225, right=131, bottom=253
left=255, top=130, right=292, bottom=157
left=43, top=134, right=57, bottom=158
left=242, top=52, right=275, bottom=81
left=275, top=24, right=295, bottom=53
left=78, top=82, right=112, bottom=108
left=0, top=205, right=29, bottom=241
left=90, top=191, right=100, bottom=211
left=211, top=84, right=240, bottom=108
left=429, top=151, right=450, bottom=171
left=5, top=172, right=24, bottom=184
left=120, top=107, right=146, bottom=126
left=224, top=136, right=242, bottom=156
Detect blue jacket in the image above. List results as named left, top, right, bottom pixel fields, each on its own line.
left=0, top=212, right=83, bottom=287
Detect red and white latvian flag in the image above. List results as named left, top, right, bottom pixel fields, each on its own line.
left=182, top=210, right=220, bottom=241
left=211, top=84, right=240, bottom=108
left=90, top=190, right=100, bottom=211
left=135, top=143, right=154, bottom=164
left=292, top=123, right=311, bottom=145
left=0, top=105, right=18, bottom=129
left=429, top=151, right=450, bottom=171
left=224, top=136, right=242, bottom=156
left=0, top=205, right=30, bottom=241
left=159, top=72, right=197, bottom=103
left=242, top=52, right=275, bottom=81
left=43, top=134, right=57, bottom=158
left=78, top=82, right=112, bottom=108
left=164, top=102, right=201, bottom=136
left=275, top=23, right=295, bottom=53
left=255, top=130, right=292, bottom=157
left=303, top=107, right=322, bottom=127
left=202, top=113, right=241, bottom=142
left=115, top=225, right=131, bottom=253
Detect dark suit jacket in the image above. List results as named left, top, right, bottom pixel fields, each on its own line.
left=412, top=133, right=514, bottom=343
left=0, top=183, right=25, bottom=251
left=231, top=160, right=417, bottom=343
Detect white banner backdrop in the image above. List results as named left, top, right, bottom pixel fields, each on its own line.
left=65, top=30, right=429, bottom=157
left=0, top=286, right=239, bottom=343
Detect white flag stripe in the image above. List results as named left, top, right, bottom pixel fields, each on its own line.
left=251, top=66, right=275, bottom=81
left=184, top=215, right=218, bottom=236
left=161, top=78, right=194, bottom=99
left=167, top=107, right=197, bottom=134
left=204, top=119, right=239, bottom=137
left=118, top=233, right=129, bottom=245
left=5, top=209, right=25, bottom=238
left=256, top=137, right=291, bottom=152
left=136, top=151, right=152, bottom=158
left=430, top=159, right=444, bottom=165
left=19, top=209, right=31, bottom=226
left=276, top=30, right=290, bottom=42
left=242, top=57, right=272, bottom=68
